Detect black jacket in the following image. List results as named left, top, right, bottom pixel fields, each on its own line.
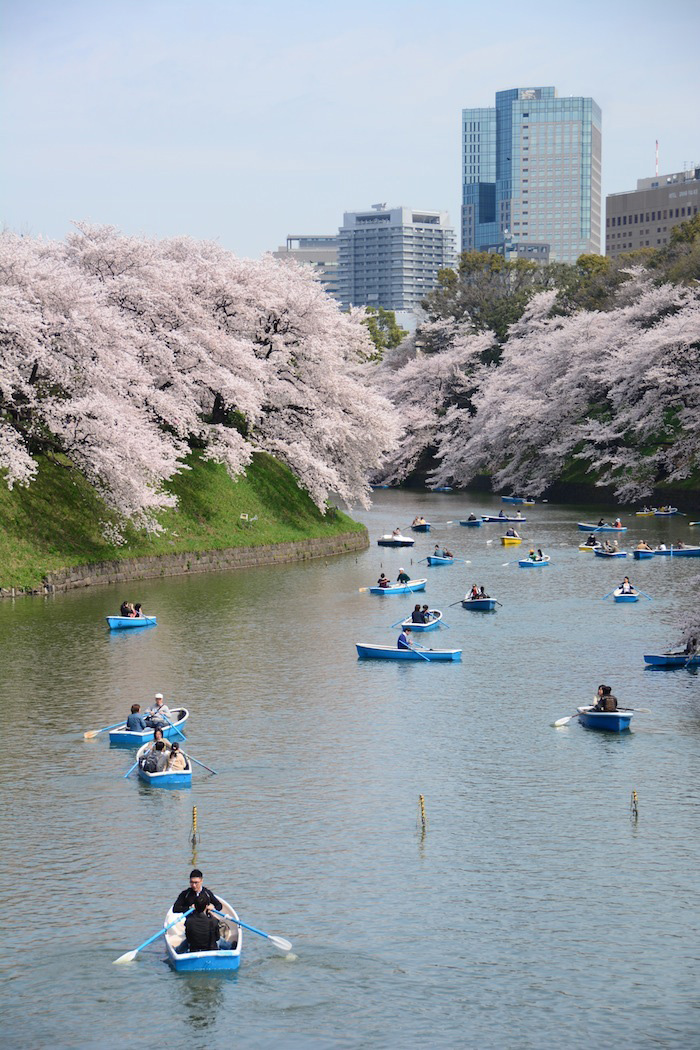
left=184, top=911, right=220, bottom=952
left=173, top=886, right=222, bottom=913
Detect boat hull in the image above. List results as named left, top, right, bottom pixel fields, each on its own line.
left=427, top=555, right=454, bottom=565
left=368, top=580, right=427, bottom=595
left=643, top=653, right=700, bottom=668
left=459, top=519, right=482, bottom=527
left=461, top=598, right=497, bottom=611
left=577, top=706, right=633, bottom=731
left=165, top=898, right=241, bottom=972
left=136, top=744, right=192, bottom=787
left=482, top=515, right=526, bottom=523
left=633, top=550, right=654, bottom=559
left=577, top=523, right=627, bottom=532
left=109, top=709, right=189, bottom=748
left=594, top=549, right=628, bottom=558
left=501, top=536, right=522, bottom=546
left=652, top=546, right=700, bottom=557
left=411, top=523, right=431, bottom=532
left=106, top=615, right=156, bottom=629
left=613, top=591, right=639, bottom=603
left=377, top=538, right=415, bottom=547
left=400, top=610, right=442, bottom=632
left=518, top=557, right=550, bottom=567
left=356, top=643, right=461, bottom=661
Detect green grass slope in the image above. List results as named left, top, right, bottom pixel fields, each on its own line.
left=0, top=451, right=365, bottom=589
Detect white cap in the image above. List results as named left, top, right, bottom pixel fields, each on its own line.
left=155, top=692, right=164, bottom=699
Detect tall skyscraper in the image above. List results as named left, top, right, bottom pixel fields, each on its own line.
left=462, top=86, right=602, bottom=263
left=337, top=205, right=456, bottom=315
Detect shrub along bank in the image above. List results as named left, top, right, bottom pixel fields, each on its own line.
left=0, top=451, right=366, bottom=591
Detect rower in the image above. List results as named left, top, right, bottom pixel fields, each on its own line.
left=397, top=568, right=411, bottom=584
left=397, top=626, right=412, bottom=650
left=593, top=685, right=618, bottom=712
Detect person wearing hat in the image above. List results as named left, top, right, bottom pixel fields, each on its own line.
left=145, top=692, right=172, bottom=728
left=167, top=741, right=187, bottom=772
left=396, top=568, right=411, bottom=584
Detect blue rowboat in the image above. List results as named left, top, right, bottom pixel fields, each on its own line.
left=427, top=555, right=454, bottom=566
left=356, top=643, right=461, bottom=661
left=459, top=518, right=482, bottom=527
left=518, top=556, right=550, bottom=567
left=431, top=486, right=453, bottom=493
left=577, top=706, right=633, bottom=732
left=633, top=549, right=654, bottom=560
left=654, top=507, right=679, bottom=516
left=577, top=522, right=627, bottom=532
left=411, top=522, right=431, bottom=532
left=613, top=588, right=639, bottom=603
left=135, top=743, right=192, bottom=787
left=106, top=615, right=157, bottom=630
left=165, top=897, right=241, bottom=972
left=652, top=545, right=700, bottom=557
left=502, top=496, right=534, bottom=505
left=482, top=514, right=527, bottom=523
left=377, top=534, right=415, bottom=547
left=400, top=609, right=443, bottom=632
left=368, top=579, right=427, bottom=595
left=108, top=708, right=189, bottom=748
left=644, top=653, right=700, bottom=668
left=461, top=596, right=497, bottom=611
left=594, top=548, right=628, bottom=558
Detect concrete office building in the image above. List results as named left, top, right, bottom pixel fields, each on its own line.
left=272, top=235, right=340, bottom=299
left=605, top=168, right=700, bottom=257
left=336, top=205, right=456, bottom=315
left=462, top=86, right=602, bottom=263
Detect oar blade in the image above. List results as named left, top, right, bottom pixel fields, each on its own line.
left=553, top=714, right=576, bottom=727
left=269, top=934, right=293, bottom=952
left=83, top=730, right=99, bottom=739
left=113, top=949, right=138, bottom=964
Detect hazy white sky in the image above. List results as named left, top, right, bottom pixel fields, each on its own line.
left=2, top=0, right=699, bottom=258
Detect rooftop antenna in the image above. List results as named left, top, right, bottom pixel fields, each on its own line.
left=655, top=139, right=659, bottom=177
left=372, top=203, right=387, bottom=211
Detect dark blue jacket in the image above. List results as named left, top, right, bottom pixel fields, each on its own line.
left=126, top=713, right=147, bottom=731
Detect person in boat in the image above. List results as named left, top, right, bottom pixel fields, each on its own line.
left=528, top=548, right=537, bottom=561
left=411, top=604, right=425, bottom=624
left=469, top=584, right=480, bottom=600
left=140, top=727, right=171, bottom=756
left=145, top=693, right=172, bottom=728
left=467, top=513, right=477, bottom=521
left=421, top=604, right=432, bottom=622
left=397, top=568, right=411, bottom=584
left=443, top=548, right=453, bottom=558
left=478, top=586, right=489, bottom=598
left=676, top=541, right=685, bottom=549
left=433, top=544, right=445, bottom=558
left=140, top=739, right=169, bottom=773
left=537, top=549, right=544, bottom=561
left=120, top=600, right=133, bottom=617
left=684, top=637, right=698, bottom=656
left=620, top=576, right=634, bottom=594
left=585, top=534, right=597, bottom=546
left=392, top=527, right=402, bottom=537
left=184, top=896, right=222, bottom=953
left=636, top=540, right=653, bottom=551
left=505, top=527, right=519, bottom=538
left=131, top=603, right=144, bottom=618
left=167, top=741, right=187, bottom=772
left=397, top=626, right=412, bottom=650
left=593, top=684, right=618, bottom=712
left=515, top=511, right=523, bottom=519
left=173, top=869, right=223, bottom=914
left=377, top=573, right=390, bottom=588
left=125, top=703, right=147, bottom=732
left=613, top=517, right=622, bottom=528
left=597, top=519, right=605, bottom=527
left=498, top=510, right=506, bottom=518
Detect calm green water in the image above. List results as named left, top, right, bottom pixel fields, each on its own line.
left=1, top=493, right=699, bottom=1049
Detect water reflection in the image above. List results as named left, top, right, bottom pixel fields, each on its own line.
left=180, top=974, right=235, bottom=1031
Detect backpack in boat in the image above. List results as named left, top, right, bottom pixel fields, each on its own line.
left=141, top=754, right=158, bottom=773
left=602, top=695, right=618, bottom=712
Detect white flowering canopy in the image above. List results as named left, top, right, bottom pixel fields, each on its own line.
left=0, top=225, right=400, bottom=529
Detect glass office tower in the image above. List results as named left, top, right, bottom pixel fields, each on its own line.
left=462, top=86, right=601, bottom=263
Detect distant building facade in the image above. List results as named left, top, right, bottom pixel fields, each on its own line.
left=272, top=235, right=339, bottom=298
left=336, top=205, right=456, bottom=312
left=462, top=86, right=602, bottom=263
left=605, top=168, right=700, bottom=257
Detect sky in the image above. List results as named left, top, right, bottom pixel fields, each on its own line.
left=2, top=0, right=699, bottom=259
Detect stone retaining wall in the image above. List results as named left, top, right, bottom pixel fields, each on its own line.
left=1, top=529, right=369, bottom=597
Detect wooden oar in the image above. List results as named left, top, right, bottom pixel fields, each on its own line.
left=114, top=907, right=195, bottom=963
left=83, top=720, right=125, bottom=740
left=211, top=909, right=292, bottom=952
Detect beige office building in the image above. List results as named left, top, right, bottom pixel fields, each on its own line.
left=605, top=168, right=700, bottom=257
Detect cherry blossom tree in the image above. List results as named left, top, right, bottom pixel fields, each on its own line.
left=0, top=226, right=400, bottom=529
